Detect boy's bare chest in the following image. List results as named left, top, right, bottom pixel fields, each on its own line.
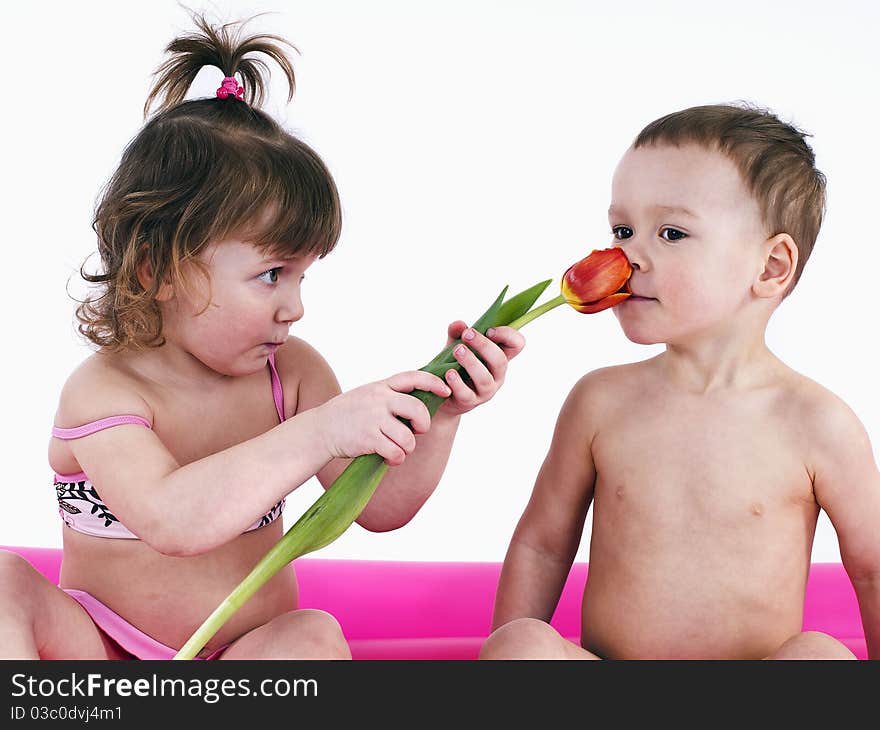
left=591, top=395, right=815, bottom=518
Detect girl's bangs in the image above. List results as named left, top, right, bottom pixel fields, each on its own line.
left=225, top=146, right=341, bottom=261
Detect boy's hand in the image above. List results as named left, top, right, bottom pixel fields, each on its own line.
left=437, top=320, right=526, bottom=418
left=314, top=371, right=452, bottom=467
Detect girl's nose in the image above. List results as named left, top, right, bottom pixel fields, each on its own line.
left=276, top=291, right=304, bottom=324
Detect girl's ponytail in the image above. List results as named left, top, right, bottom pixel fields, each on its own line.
left=144, top=13, right=297, bottom=117
left=79, top=13, right=340, bottom=352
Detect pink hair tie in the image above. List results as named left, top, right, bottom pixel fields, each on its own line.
left=216, top=76, right=244, bottom=100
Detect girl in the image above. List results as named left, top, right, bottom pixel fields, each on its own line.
left=0, top=15, right=524, bottom=659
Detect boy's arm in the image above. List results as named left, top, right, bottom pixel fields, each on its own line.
left=491, top=374, right=599, bottom=630
left=810, top=393, right=880, bottom=660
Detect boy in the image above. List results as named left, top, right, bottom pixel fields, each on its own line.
left=482, top=105, right=880, bottom=659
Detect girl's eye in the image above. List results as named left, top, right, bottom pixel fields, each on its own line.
left=660, top=227, right=687, bottom=242
left=611, top=226, right=633, bottom=240
left=258, top=267, right=282, bottom=284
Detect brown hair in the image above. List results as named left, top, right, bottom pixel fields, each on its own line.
left=77, top=13, right=342, bottom=350
left=634, top=103, right=825, bottom=294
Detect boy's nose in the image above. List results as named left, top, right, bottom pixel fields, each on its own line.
left=615, top=241, right=647, bottom=272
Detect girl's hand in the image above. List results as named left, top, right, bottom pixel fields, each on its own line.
left=314, top=371, right=452, bottom=466
left=437, top=321, right=526, bottom=418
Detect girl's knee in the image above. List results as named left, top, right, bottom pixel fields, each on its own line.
left=0, top=550, right=42, bottom=595
left=0, top=551, right=49, bottom=631
left=480, top=618, right=560, bottom=659
left=276, top=609, right=351, bottom=659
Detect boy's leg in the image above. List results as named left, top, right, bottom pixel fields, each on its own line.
left=765, top=631, right=856, bottom=660
left=480, top=617, right=600, bottom=660
left=217, top=608, right=351, bottom=659
left=0, top=550, right=128, bottom=659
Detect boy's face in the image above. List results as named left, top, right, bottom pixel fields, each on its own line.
left=609, top=143, right=768, bottom=346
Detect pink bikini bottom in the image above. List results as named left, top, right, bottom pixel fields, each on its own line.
left=64, top=589, right=227, bottom=660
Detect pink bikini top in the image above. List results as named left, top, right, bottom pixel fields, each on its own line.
left=51, top=354, right=287, bottom=540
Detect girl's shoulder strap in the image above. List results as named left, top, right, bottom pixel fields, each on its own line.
left=51, top=415, right=152, bottom=440
left=268, top=353, right=285, bottom=422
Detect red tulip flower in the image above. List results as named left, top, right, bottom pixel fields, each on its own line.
left=561, top=247, right=633, bottom=313
left=504, top=247, right=634, bottom=330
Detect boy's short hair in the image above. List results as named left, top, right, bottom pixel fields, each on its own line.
left=634, top=104, right=826, bottom=294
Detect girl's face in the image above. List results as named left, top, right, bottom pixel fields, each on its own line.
left=608, top=143, right=768, bottom=346
left=163, top=239, right=316, bottom=376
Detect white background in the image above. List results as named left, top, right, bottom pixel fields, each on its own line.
left=3, top=0, right=878, bottom=563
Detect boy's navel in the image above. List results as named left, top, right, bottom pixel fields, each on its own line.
left=750, top=502, right=764, bottom=516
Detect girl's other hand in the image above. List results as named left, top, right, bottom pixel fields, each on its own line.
left=314, top=371, right=451, bottom=466
left=437, top=321, right=525, bottom=418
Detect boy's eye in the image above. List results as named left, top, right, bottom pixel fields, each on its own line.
left=611, top=226, right=633, bottom=240
left=660, top=227, right=687, bottom=242
left=258, top=267, right=282, bottom=284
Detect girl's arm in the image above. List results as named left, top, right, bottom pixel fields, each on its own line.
left=57, top=351, right=447, bottom=556
left=297, top=324, right=525, bottom=531
left=491, top=374, right=599, bottom=630
left=59, top=370, right=330, bottom=556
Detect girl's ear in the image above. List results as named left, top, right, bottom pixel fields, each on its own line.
left=753, top=233, right=798, bottom=299
left=136, top=253, right=175, bottom=302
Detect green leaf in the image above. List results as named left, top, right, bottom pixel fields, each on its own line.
left=497, top=279, right=553, bottom=326
left=419, top=278, right=553, bottom=384
left=422, top=285, right=509, bottom=370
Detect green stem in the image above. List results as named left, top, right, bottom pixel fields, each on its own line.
left=174, top=454, right=389, bottom=660
left=507, top=294, right=566, bottom=330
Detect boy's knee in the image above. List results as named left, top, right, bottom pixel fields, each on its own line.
left=769, top=630, right=856, bottom=660
left=798, top=631, right=856, bottom=659
left=480, top=618, right=559, bottom=659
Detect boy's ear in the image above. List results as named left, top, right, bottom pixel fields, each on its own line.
left=136, top=252, right=174, bottom=302
left=753, top=233, right=798, bottom=299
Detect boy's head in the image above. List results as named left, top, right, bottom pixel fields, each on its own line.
left=609, top=103, right=826, bottom=346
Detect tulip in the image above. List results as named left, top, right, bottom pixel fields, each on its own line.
left=173, top=247, right=632, bottom=660
left=499, top=247, right=633, bottom=329
left=562, top=246, right=633, bottom=313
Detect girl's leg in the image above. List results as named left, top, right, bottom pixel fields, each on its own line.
left=218, top=608, right=351, bottom=660
left=0, top=550, right=128, bottom=659
left=480, top=617, right=600, bottom=660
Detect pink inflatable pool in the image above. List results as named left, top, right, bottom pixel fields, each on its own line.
left=3, top=546, right=867, bottom=659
